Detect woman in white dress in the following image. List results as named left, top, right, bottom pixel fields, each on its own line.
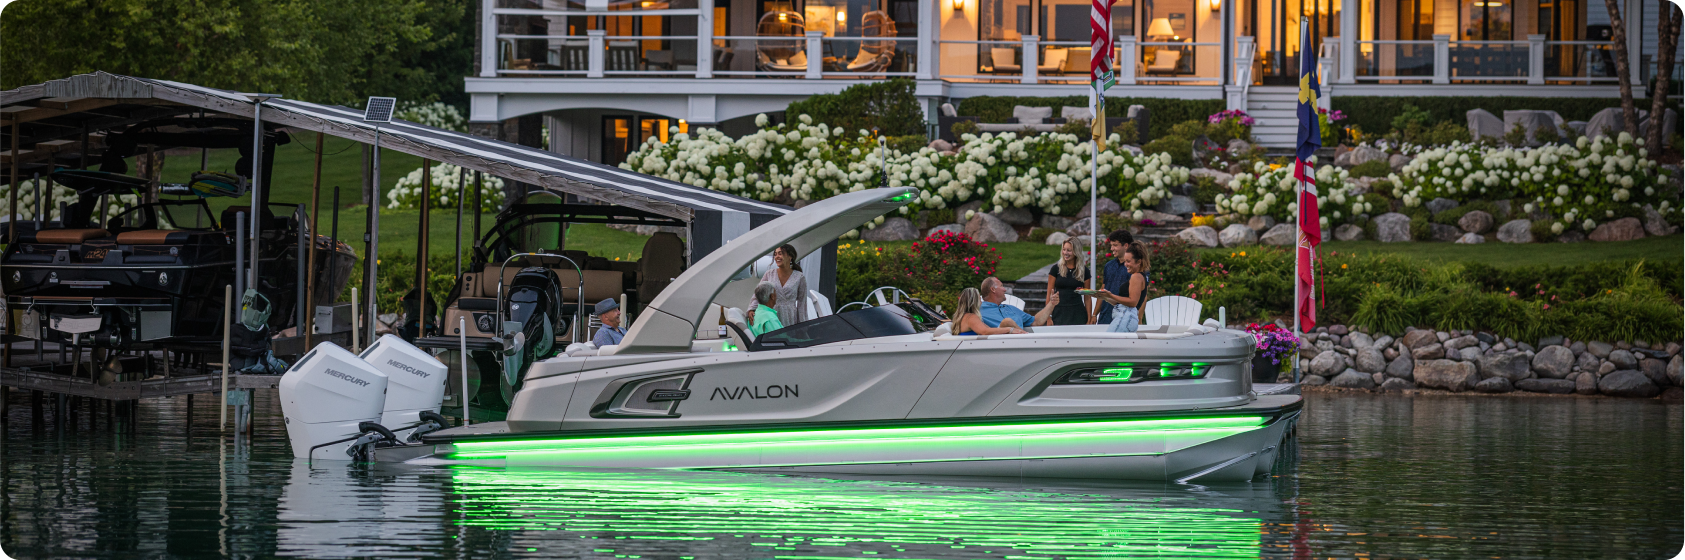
left=748, top=243, right=809, bottom=327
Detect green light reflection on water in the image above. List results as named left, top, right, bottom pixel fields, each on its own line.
left=448, top=467, right=1263, bottom=558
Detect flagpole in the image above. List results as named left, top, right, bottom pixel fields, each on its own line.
left=1089, top=87, right=1099, bottom=289
left=1291, top=16, right=1308, bottom=385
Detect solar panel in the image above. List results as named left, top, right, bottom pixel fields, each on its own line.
left=363, top=97, right=397, bottom=123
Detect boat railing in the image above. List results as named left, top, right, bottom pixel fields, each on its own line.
left=496, top=252, right=586, bottom=345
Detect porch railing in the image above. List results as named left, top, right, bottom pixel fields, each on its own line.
left=1354, top=35, right=1618, bottom=85
left=935, top=36, right=1218, bottom=85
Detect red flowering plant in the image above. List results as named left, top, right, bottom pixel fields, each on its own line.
left=1245, top=322, right=1301, bottom=365
left=881, top=230, right=1001, bottom=295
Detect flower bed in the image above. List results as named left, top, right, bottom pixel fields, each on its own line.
left=385, top=162, right=506, bottom=210
left=621, top=115, right=1189, bottom=228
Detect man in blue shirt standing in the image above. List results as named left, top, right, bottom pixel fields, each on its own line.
left=591, top=298, right=627, bottom=347
left=1095, top=229, right=1135, bottom=325
left=978, top=277, right=1058, bottom=329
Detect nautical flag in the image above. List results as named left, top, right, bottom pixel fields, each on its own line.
left=1294, top=21, right=1322, bottom=332
left=1090, top=0, right=1116, bottom=147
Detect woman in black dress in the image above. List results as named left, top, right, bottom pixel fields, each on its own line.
left=1044, top=238, right=1094, bottom=325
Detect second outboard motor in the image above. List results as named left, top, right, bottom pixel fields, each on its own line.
left=497, top=267, right=565, bottom=404
left=278, top=342, right=389, bottom=460
left=359, top=334, right=448, bottom=439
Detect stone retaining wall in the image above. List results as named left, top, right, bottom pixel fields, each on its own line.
left=1286, top=324, right=1681, bottom=399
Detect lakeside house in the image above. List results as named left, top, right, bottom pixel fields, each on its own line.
left=467, top=0, right=1679, bottom=162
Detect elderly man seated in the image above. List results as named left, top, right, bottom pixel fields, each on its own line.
left=591, top=298, right=627, bottom=347
left=978, top=277, right=1058, bottom=330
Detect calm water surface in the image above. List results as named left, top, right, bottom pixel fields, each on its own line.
left=1, top=390, right=1678, bottom=559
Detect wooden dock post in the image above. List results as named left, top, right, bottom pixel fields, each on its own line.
left=221, top=284, right=232, bottom=431
left=304, top=132, right=324, bottom=349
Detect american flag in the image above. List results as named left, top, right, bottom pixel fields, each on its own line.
left=1090, top=0, right=1116, bottom=146
left=1294, top=21, right=1322, bottom=331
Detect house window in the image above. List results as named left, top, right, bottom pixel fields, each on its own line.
left=1459, top=0, right=1512, bottom=40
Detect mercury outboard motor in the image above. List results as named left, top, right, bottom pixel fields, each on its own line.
left=359, top=335, right=448, bottom=440
left=278, top=342, right=389, bottom=460
left=498, top=267, right=565, bottom=401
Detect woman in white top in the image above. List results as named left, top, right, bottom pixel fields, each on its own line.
left=748, top=243, right=809, bottom=326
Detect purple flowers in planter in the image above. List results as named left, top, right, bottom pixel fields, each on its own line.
left=1246, top=323, right=1301, bottom=365
left=1208, top=110, right=1256, bottom=127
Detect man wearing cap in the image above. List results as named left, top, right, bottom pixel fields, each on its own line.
left=592, top=298, right=627, bottom=347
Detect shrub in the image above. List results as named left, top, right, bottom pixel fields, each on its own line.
left=886, top=134, right=926, bottom=154
left=1098, top=213, right=1134, bottom=236
left=1396, top=121, right=1472, bottom=145
left=1332, top=96, right=1631, bottom=142
left=1349, top=159, right=1391, bottom=178
left=1503, top=121, right=1530, bottom=147
left=1143, top=136, right=1193, bottom=167
left=1190, top=175, right=1224, bottom=206
left=836, top=241, right=896, bottom=306
left=1391, top=104, right=1435, bottom=132
left=1112, top=119, right=1139, bottom=145
left=923, top=208, right=955, bottom=226
left=1430, top=200, right=1505, bottom=226
left=957, top=96, right=1225, bottom=140
left=386, top=162, right=508, bottom=210
left=950, top=119, right=980, bottom=138
left=1205, top=110, right=1255, bottom=145
left=880, top=231, right=1001, bottom=297
left=785, top=78, right=924, bottom=137
left=1055, top=119, right=1091, bottom=136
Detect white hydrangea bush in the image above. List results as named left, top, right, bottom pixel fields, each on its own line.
left=386, top=163, right=507, bottom=210
left=0, top=178, right=134, bottom=224
left=1214, top=161, right=1351, bottom=227
left=395, top=102, right=467, bottom=133
left=619, top=114, right=1192, bottom=217
left=1390, top=133, right=1673, bottom=232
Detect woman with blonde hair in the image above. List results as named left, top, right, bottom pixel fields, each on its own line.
left=1044, top=238, right=1094, bottom=325
left=1094, top=242, right=1152, bottom=333
left=949, top=287, right=1026, bottom=336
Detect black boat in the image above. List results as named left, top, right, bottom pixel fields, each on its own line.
left=1, top=117, right=355, bottom=370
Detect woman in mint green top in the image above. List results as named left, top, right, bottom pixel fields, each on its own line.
left=750, top=281, right=785, bottom=336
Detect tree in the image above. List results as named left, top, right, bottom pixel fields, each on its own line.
left=1647, top=1, right=1682, bottom=151
left=0, top=0, right=473, bottom=107
left=1602, top=0, right=1640, bottom=136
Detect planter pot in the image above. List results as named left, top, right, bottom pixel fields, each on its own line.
left=1251, top=355, right=1281, bottom=383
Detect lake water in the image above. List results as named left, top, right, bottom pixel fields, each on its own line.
left=1, top=390, right=1679, bottom=559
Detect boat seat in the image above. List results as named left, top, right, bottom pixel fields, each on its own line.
left=115, top=229, right=203, bottom=245
left=721, top=307, right=755, bottom=350
left=462, top=266, right=625, bottom=304
left=457, top=297, right=497, bottom=311
left=930, top=322, right=953, bottom=337
left=24, top=228, right=109, bottom=244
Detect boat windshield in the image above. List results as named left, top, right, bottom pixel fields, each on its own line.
left=110, top=199, right=218, bottom=231
left=750, top=304, right=922, bottom=350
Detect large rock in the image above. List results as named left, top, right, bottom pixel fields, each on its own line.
left=1040, top=214, right=1074, bottom=231
left=1138, top=209, right=1182, bottom=224
left=994, top=207, right=1034, bottom=226
left=1414, top=360, right=1479, bottom=392
left=1347, top=331, right=1375, bottom=349
left=1176, top=225, right=1220, bottom=247
left=964, top=212, right=1020, bottom=243
left=1426, top=198, right=1460, bottom=215
left=927, top=223, right=964, bottom=237
left=1076, top=198, right=1123, bottom=219
left=1425, top=223, right=1460, bottom=242
left=1044, top=231, right=1071, bottom=247
left=1347, top=145, right=1387, bottom=167
left=1496, top=219, right=1534, bottom=243
left=1401, top=329, right=1439, bottom=350
left=1458, top=346, right=1484, bottom=364
left=1380, top=377, right=1416, bottom=392
left=1259, top=223, right=1296, bottom=246
left=1480, top=351, right=1533, bottom=381
left=1557, top=231, right=1587, bottom=243
left=861, top=217, right=920, bottom=241
left=1598, top=370, right=1661, bottom=398
left=1219, top=224, right=1258, bottom=247
left=1642, top=205, right=1675, bottom=236
left=1247, top=215, right=1277, bottom=232
left=1385, top=355, right=1414, bottom=379
left=1587, top=340, right=1614, bottom=358
left=1334, top=223, right=1364, bottom=241
left=1467, top=108, right=1505, bottom=141
left=955, top=201, right=985, bottom=221
left=1225, top=139, right=1253, bottom=155
left=1443, top=335, right=1479, bottom=353
left=1531, top=345, right=1574, bottom=379
left=1302, top=374, right=1328, bottom=386
left=1474, top=377, right=1515, bottom=393
left=1608, top=349, right=1638, bottom=370
left=1412, top=342, right=1446, bottom=360
left=1588, top=217, right=1645, bottom=242
left=1573, top=371, right=1600, bottom=395
left=1458, top=210, right=1494, bottom=233
left=1155, top=195, right=1198, bottom=216
left=1373, top=213, right=1412, bottom=242
left=1309, top=351, right=1350, bottom=378
left=1454, top=232, right=1485, bottom=244
left=1331, top=369, right=1378, bottom=389
left=1670, top=355, right=1682, bottom=386
left=1640, top=358, right=1669, bottom=387
left=1516, top=378, right=1576, bottom=394
left=1065, top=216, right=1098, bottom=237
left=1190, top=167, right=1234, bottom=185
left=1354, top=348, right=1386, bottom=373
left=1389, top=154, right=1412, bottom=170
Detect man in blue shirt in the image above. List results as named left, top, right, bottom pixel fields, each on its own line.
left=591, top=298, right=627, bottom=347
left=978, top=277, right=1057, bottom=329
left=1095, top=229, right=1134, bottom=325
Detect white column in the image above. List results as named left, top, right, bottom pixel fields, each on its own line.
left=588, top=30, right=605, bottom=78
left=1432, top=34, right=1449, bottom=84
left=917, top=0, right=936, bottom=79
left=1022, top=35, right=1039, bottom=84
left=688, top=95, right=718, bottom=124
left=480, top=0, right=498, bottom=77
left=1117, top=36, right=1137, bottom=85
left=698, top=6, right=714, bottom=78
left=1527, top=34, right=1545, bottom=85
left=1340, top=2, right=1357, bottom=84
left=806, top=31, right=823, bottom=79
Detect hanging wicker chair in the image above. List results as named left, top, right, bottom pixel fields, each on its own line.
left=756, top=10, right=808, bottom=71
left=843, top=10, right=898, bottom=72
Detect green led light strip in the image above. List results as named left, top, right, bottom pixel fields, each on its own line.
left=449, top=415, right=1269, bottom=459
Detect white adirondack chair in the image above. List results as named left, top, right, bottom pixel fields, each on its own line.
left=805, top=289, right=833, bottom=318
left=1143, top=295, right=1202, bottom=326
